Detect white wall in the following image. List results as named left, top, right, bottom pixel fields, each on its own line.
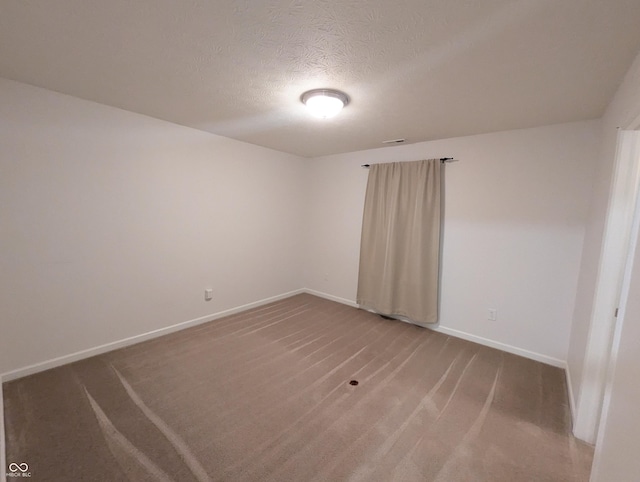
left=0, top=76, right=604, bottom=378
left=304, top=121, right=600, bottom=364
left=0, top=78, right=305, bottom=375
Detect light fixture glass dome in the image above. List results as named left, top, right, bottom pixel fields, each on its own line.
left=301, top=89, right=350, bottom=119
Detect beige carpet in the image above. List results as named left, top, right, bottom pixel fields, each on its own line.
left=3, top=293, right=593, bottom=481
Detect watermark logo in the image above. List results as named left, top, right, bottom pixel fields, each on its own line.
left=6, top=462, right=31, bottom=478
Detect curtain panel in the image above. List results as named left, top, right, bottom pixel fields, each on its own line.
left=357, top=159, right=441, bottom=326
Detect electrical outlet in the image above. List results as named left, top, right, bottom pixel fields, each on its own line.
left=204, top=288, right=213, bottom=301
left=488, top=309, right=497, bottom=321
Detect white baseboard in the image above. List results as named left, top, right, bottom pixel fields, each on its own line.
left=0, top=289, right=304, bottom=383
left=565, top=364, right=577, bottom=430
left=303, top=288, right=566, bottom=368
left=0, top=286, right=567, bottom=381
left=429, top=325, right=566, bottom=368
left=302, top=288, right=359, bottom=308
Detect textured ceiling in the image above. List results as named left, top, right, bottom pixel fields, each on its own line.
left=1, top=0, right=640, bottom=157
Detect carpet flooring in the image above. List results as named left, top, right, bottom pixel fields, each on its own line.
left=3, top=293, right=593, bottom=481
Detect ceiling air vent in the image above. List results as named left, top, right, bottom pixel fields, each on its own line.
left=382, top=138, right=405, bottom=144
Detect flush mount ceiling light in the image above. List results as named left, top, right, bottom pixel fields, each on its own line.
left=301, top=89, right=350, bottom=119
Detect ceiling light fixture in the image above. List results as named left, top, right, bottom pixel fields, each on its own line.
left=301, top=89, right=350, bottom=119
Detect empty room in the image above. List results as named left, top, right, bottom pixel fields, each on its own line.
left=2, top=1, right=640, bottom=481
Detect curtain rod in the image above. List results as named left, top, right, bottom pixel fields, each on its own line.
left=361, top=158, right=458, bottom=168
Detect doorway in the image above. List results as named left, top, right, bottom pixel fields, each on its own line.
left=573, top=127, right=640, bottom=443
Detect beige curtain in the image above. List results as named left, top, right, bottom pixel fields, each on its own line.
left=357, top=159, right=441, bottom=326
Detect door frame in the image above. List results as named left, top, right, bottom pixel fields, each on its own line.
left=573, top=117, right=640, bottom=443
